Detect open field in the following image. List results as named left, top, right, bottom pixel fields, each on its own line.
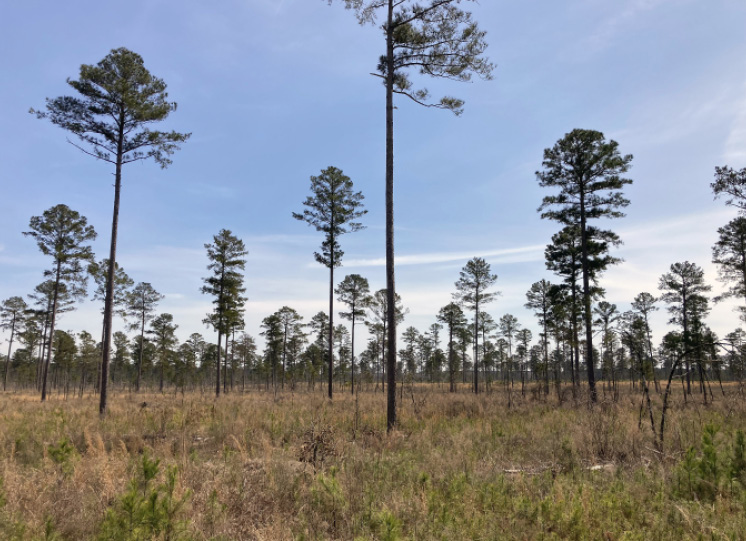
left=1, top=385, right=746, bottom=540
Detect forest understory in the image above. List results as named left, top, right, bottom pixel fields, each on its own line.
left=1, top=384, right=746, bottom=540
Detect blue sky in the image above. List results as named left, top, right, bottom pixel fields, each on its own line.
left=2, top=0, right=746, bottom=352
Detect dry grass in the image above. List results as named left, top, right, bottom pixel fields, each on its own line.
left=1, top=383, right=745, bottom=539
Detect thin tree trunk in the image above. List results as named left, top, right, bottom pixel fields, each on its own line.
left=351, top=309, right=356, bottom=395
left=474, top=296, right=480, bottom=395
left=682, top=291, right=691, bottom=395
left=136, top=313, right=145, bottom=392
left=3, top=315, right=16, bottom=391
left=99, top=120, right=124, bottom=416
left=579, top=194, right=597, bottom=402
left=37, top=311, right=51, bottom=391
left=385, top=0, right=397, bottom=431
left=328, top=261, right=334, bottom=400
left=216, top=330, right=222, bottom=397
left=216, top=268, right=225, bottom=398
left=449, top=324, right=455, bottom=393
left=41, top=262, right=62, bottom=402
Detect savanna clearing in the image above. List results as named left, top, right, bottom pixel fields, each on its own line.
left=1, top=385, right=745, bottom=540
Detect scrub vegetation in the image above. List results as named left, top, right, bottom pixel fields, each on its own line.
left=1, top=386, right=746, bottom=540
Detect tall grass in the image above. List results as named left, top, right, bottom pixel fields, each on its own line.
left=1, top=385, right=745, bottom=539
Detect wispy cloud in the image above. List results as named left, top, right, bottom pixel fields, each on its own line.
left=344, top=245, right=545, bottom=268
left=618, top=208, right=732, bottom=251
left=724, top=79, right=746, bottom=164
left=185, top=182, right=235, bottom=199
left=583, top=0, right=668, bottom=54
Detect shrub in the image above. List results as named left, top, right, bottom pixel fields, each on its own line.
left=98, top=453, right=191, bottom=540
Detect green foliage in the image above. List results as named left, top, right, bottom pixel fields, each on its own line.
left=712, top=217, right=746, bottom=319
left=659, top=261, right=711, bottom=333
left=453, top=257, right=498, bottom=311
left=674, top=425, right=746, bottom=501
left=33, top=47, right=190, bottom=167
left=47, top=437, right=78, bottom=477
left=42, top=517, right=62, bottom=541
left=98, top=453, right=191, bottom=540
left=202, top=490, right=226, bottom=540
left=310, top=467, right=347, bottom=534
left=370, top=509, right=402, bottom=541
left=88, top=259, right=134, bottom=316
left=24, top=205, right=97, bottom=269
left=712, top=165, right=746, bottom=212
left=730, top=430, right=746, bottom=487
left=293, top=166, right=366, bottom=269
left=201, top=229, right=247, bottom=336
left=332, top=0, right=493, bottom=114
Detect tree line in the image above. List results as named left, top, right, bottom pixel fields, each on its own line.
left=4, top=152, right=746, bottom=410
left=4, top=1, right=746, bottom=434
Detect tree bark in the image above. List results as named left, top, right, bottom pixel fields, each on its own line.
left=99, top=116, right=124, bottom=416
left=351, top=305, right=356, bottom=395
left=216, top=267, right=225, bottom=398
left=3, top=313, right=16, bottom=391
left=473, top=296, right=480, bottom=394
left=385, top=0, right=397, bottom=432
left=449, top=322, right=455, bottom=393
left=579, top=187, right=597, bottom=403
left=328, top=262, right=334, bottom=400
left=41, top=261, right=61, bottom=402
left=136, top=312, right=145, bottom=392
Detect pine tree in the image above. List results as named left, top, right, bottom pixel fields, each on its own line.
left=336, top=274, right=372, bottom=394
left=24, top=204, right=96, bottom=401
left=712, top=217, right=746, bottom=320
left=328, top=0, right=492, bottom=429
left=1, top=297, right=28, bottom=391
left=149, top=313, right=179, bottom=393
left=659, top=262, right=711, bottom=395
left=125, top=283, right=164, bottom=392
left=454, top=257, right=498, bottom=394
left=33, top=48, right=189, bottom=415
left=525, top=280, right=553, bottom=394
left=536, top=129, right=633, bottom=402
left=436, top=302, right=467, bottom=392
left=712, top=165, right=746, bottom=211
left=293, top=166, right=366, bottom=399
left=202, top=230, right=247, bottom=397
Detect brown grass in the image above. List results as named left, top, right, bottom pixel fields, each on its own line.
left=1, top=383, right=745, bottom=539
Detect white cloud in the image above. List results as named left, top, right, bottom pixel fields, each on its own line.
left=583, top=0, right=669, bottom=54
left=723, top=80, right=746, bottom=164
left=344, top=244, right=545, bottom=268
